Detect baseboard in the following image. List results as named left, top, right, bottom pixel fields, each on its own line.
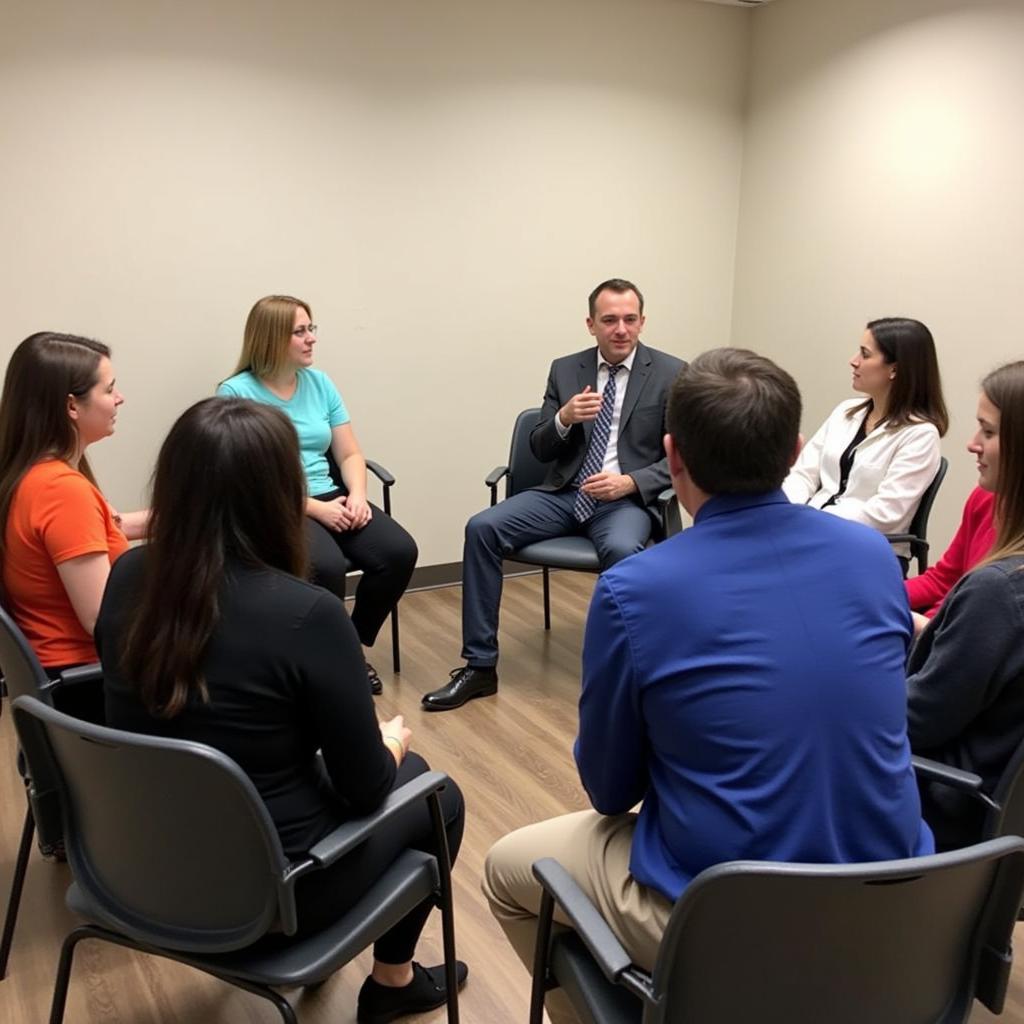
left=404, top=560, right=543, bottom=593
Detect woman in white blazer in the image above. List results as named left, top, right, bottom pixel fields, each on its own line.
left=784, top=318, right=948, bottom=557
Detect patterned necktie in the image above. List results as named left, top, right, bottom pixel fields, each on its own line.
left=572, top=364, right=623, bottom=523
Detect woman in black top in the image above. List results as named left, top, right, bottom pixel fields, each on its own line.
left=907, top=361, right=1024, bottom=850
left=96, top=397, right=465, bottom=1023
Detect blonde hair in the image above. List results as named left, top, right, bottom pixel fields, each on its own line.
left=234, top=295, right=312, bottom=379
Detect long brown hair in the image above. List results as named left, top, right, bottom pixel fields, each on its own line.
left=232, top=294, right=311, bottom=380
left=849, top=318, right=948, bottom=435
left=979, top=361, right=1024, bottom=567
left=121, top=398, right=308, bottom=717
left=0, top=332, right=109, bottom=568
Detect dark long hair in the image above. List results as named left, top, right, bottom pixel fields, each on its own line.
left=0, top=332, right=109, bottom=570
left=979, top=361, right=1024, bottom=567
left=121, top=398, right=308, bottom=717
left=850, top=318, right=948, bottom=435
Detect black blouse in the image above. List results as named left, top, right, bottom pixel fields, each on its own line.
left=96, top=547, right=395, bottom=858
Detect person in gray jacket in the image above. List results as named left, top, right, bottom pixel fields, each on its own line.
left=908, top=360, right=1024, bottom=849
left=422, top=278, right=685, bottom=711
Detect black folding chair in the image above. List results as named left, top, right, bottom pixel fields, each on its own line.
left=887, top=457, right=948, bottom=576
left=12, top=695, right=460, bottom=1022
left=529, top=838, right=1024, bottom=1024
left=485, top=408, right=681, bottom=630
left=0, top=604, right=101, bottom=980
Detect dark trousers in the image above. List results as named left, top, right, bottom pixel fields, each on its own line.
left=292, top=753, right=465, bottom=963
left=306, top=494, right=418, bottom=648
left=461, top=488, right=652, bottom=666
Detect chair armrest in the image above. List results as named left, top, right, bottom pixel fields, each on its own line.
left=656, top=488, right=682, bottom=538
left=532, top=858, right=634, bottom=982
left=39, top=662, right=104, bottom=696
left=304, top=771, right=449, bottom=868
left=58, top=663, right=104, bottom=687
left=911, top=755, right=1001, bottom=812
left=485, top=466, right=510, bottom=507
left=365, top=460, right=395, bottom=489
left=885, top=532, right=928, bottom=552
left=912, top=755, right=984, bottom=791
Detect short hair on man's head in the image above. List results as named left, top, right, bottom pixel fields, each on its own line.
left=667, top=348, right=802, bottom=495
left=588, top=278, right=644, bottom=318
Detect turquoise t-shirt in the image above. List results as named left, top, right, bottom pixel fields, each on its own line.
left=216, top=368, right=350, bottom=496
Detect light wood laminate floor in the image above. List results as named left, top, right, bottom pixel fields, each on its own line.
left=1, top=570, right=1022, bottom=1023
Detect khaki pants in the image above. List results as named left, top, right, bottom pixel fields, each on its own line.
left=482, top=810, right=673, bottom=1024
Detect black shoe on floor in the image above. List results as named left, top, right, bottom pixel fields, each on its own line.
left=421, top=666, right=498, bottom=711
left=366, top=661, right=383, bottom=696
left=356, top=960, right=468, bottom=1023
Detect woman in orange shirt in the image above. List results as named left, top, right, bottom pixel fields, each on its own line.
left=0, top=332, right=147, bottom=685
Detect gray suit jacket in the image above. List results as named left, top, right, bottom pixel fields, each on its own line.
left=528, top=342, right=686, bottom=506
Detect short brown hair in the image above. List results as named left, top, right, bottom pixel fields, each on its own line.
left=667, top=348, right=802, bottom=495
left=234, top=294, right=312, bottom=379
left=588, top=278, right=644, bottom=318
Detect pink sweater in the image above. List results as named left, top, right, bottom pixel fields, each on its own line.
left=905, top=486, right=996, bottom=616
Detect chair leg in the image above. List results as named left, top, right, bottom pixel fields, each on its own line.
left=543, top=568, right=551, bottom=631
left=214, top=975, right=298, bottom=1024
left=48, top=925, right=93, bottom=1024
left=49, top=924, right=300, bottom=1024
left=0, top=801, right=35, bottom=980
left=529, top=888, right=557, bottom=1024
left=429, top=791, right=460, bottom=1024
left=391, top=605, right=401, bottom=674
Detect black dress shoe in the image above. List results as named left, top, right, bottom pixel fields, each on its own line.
left=366, top=661, right=383, bottom=696
left=421, top=666, right=498, bottom=711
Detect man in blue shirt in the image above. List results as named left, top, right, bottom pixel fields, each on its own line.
left=483, top=348, right=932, bottom=1018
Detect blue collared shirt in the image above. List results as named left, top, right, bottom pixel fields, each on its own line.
left=575, top=490, right=932, bottom=901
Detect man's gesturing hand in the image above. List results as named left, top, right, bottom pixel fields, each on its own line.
left=558, top=385, right=603, bottom=426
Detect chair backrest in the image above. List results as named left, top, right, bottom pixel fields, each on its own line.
left=12, top=695, right=293, bottom=953
left=0, top=602, right=56, bottom=706
left=908, top=456, right=948, bottom=541
left=648, top=838, right=1024, bottom=1024
left=506, top=408, right=548, bottom=499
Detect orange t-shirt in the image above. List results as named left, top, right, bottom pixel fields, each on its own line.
left=3, top=459, right=129, bottom=667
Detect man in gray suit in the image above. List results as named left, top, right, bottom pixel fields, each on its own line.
left=422, top=279, right=686, bottom=711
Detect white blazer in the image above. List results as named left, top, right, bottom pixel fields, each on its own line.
left=783, top=399, right=941, bottom=544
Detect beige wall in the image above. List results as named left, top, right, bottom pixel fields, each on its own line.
left=6, top=0, right=1017, bottom=566
left=0, top=0, right=748, bottom=566
left=734, top=0, right=1024, bottom=552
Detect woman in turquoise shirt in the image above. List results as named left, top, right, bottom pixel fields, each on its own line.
left=218, top=295, right=417, bottom=693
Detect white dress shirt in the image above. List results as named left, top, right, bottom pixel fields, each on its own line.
left=554, top=348, right=637, bottom=476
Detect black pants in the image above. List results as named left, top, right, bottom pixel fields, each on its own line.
left=307, top=494, right=418, bottom=648
left=292, top=753, right=465, bottom=963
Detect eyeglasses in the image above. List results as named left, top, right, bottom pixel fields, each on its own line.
left=292, top=324, right=318, bottom=338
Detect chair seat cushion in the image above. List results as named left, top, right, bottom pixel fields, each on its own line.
left=67, top=849, right=439, bottom=987
left=511, top=537, right=600, bottom=571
